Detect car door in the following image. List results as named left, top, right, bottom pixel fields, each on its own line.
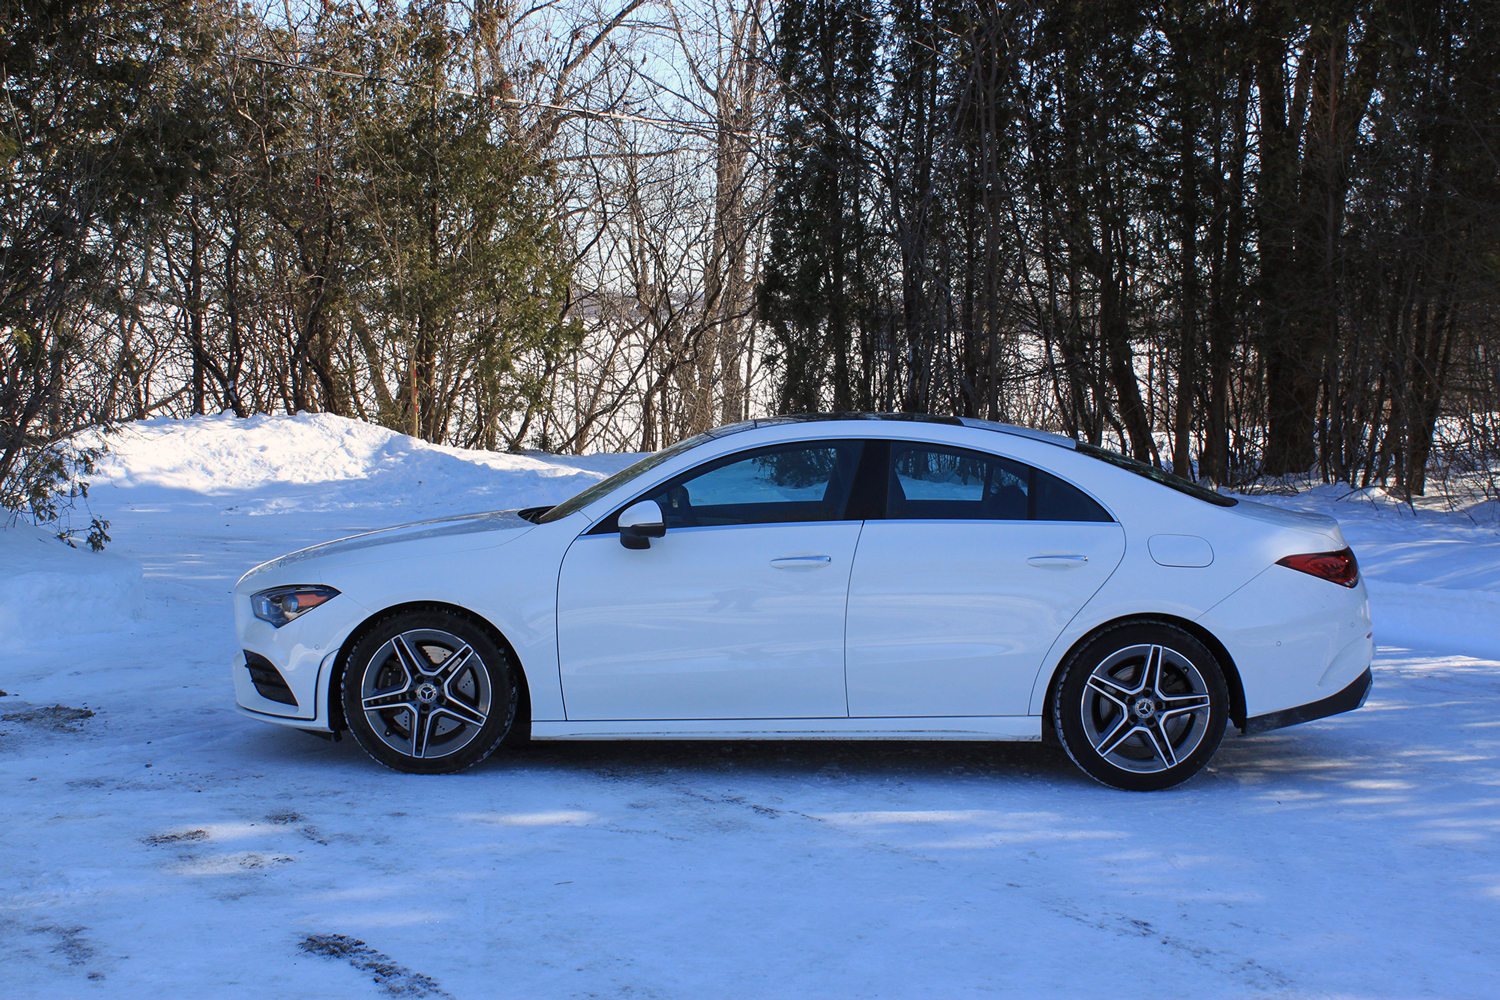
left=557, top=440, right=865, bottom=721
left=844, top=440, right=1125, bottom=717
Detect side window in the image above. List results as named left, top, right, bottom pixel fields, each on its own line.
left=887, top=443, right=1110, bottom=522
left=642, top=440, right=864, bottom=528
left=890, top=444, right=1030, bottom=520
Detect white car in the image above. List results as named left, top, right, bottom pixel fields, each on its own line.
left=233, top=415, right=1373, bottom=790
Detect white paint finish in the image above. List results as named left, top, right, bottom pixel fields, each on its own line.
left=1024, top=514, right=1356, bottom=715
left=1148, top=533, right=1214, bottom=567
left=232, top=703, right=309, bottom=728
left=617, top=500, right=663, bottom=529
left=239, top=510, right=536, bottom=581
left=1197, top=566, right=1371, bottom=717
left=530, top=715, right=1041, bottom=740
left=227, top=415, right=1376, bottom=745
left=234, top=512, right=591, bottom=727
left=1319, top=634, right=1375, bottom=689
left=557, top=522, right=862, bottom=720
left=845, top=521, right=1125, bottom=716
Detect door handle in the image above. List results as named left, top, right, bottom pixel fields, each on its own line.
left=771, top=555, right=832, bottom=570
left=1027, top=554, right=1088, bottom=568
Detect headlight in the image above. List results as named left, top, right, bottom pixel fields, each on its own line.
left=251, top=585, right=340, bottom=627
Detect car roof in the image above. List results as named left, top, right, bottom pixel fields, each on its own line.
left=705, top=413, right=1078, bottom=449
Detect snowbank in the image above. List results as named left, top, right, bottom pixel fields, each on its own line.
left=83, top=411, right=640, bottom=516
left=4, top=413, right=636, bottom=642
left=0, top=520, right=144, bottom=638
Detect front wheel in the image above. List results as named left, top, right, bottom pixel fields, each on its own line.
left=1053, top=622, right=1228, bottom=791
left=341, top=610, right=517, bottom=774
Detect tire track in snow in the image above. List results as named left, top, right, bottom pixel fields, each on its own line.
left=300, top=933, right=452, bottom=998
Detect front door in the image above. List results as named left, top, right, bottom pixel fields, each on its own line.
left=557, top=440, right=865, bottom=721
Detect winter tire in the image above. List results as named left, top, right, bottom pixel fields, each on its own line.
left=341, top=610, right=517, bottom=774
left=1053, top=621, right=1228, bottom=791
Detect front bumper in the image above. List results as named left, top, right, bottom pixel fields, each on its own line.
left=232, top=648, right=339, bottom=726
left=1242, top=667, right=1372, bottom=736
left=234, top=702, right=336, bottom=733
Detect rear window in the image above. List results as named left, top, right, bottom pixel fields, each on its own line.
left=887, top=442, right=1112, bottom=522
left=1076, top=443, right=1238, bottom=507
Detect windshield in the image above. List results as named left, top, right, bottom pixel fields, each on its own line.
left=1076, top=442, right=1238, bottom=507
left=535, top=432, right=714, bottom=523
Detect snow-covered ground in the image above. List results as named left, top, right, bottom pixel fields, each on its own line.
left=2, top=412, right=1498, bottom=998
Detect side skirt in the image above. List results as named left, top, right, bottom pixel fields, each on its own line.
left=530, top=716, right=1042, bottom=741
left=1241, top=668, right=1373, bottom=736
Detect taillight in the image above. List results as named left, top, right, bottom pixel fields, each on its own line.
left=1276, top=548, right=1359, bottom=588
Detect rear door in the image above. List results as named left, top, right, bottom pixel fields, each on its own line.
left=844, top=440, right=1125, bottom=717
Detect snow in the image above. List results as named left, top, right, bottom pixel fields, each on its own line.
left=2, top=412, right=1498, bottom=997
left=0, top=520, right=144, bottom=638
left=85, top=411, right=630, bottom=515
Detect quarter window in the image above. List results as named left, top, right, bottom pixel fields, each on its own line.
left=887, top=443, right=1110, bottom=522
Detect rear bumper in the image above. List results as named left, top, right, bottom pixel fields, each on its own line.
left=1242, top=667, right=1372, bottom=736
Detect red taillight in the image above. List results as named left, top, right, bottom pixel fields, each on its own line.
left=1276, top=548, right=1359, bottom=588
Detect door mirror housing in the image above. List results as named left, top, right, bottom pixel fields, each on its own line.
left=618, top=500, right=666, bottom=549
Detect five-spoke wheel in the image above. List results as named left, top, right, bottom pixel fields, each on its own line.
left=1054, top=622, right=1228, bottom=790
left=342, top=610, right=516, bottom=774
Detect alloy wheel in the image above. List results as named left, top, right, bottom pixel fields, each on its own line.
left=1078, top=642, right=1213, bottom=774
left=358, top=628, right=493, bottom=759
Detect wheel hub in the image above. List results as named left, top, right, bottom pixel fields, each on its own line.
left=1132, top=696, right=1157, bottom=720
left=415, top=681, right=440, bottom=705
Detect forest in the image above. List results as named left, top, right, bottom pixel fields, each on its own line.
left=3, top=0, right=1498, bottom=526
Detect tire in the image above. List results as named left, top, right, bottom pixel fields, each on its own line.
left=1052, top=621, right=1228, bottom=791
left=341, top=609, right=517, bottom=774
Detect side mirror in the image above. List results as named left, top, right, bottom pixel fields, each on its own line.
left=618, top=500, right=666, bottom=550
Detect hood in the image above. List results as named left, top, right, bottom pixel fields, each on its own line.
left=239, top=509, right=534, bottom=584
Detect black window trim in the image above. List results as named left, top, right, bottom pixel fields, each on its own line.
left=587, top=438, right=871, bottom=535
left=585, top=435, right=1117, bottom=534
left=877, top=438, right=1116, bottom=524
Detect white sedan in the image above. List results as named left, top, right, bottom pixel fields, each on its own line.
left=232, top=415, right=1373, bottom=790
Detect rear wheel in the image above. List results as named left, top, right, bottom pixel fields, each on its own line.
left=341, top=610, right=517, bottom=774
left=1053, top=622, right=1227, bottom=791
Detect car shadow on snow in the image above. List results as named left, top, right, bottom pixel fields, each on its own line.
left=501, top=737, right=1089, bottom=786
left=488, top=729, right=1414, bottom=796
left=237, top=716, right=1398, bottom=793
left=239, top=721, right=1097, bottom=785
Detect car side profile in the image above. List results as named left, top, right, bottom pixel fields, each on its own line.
left=232, top=414, right=1373, bottom=790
